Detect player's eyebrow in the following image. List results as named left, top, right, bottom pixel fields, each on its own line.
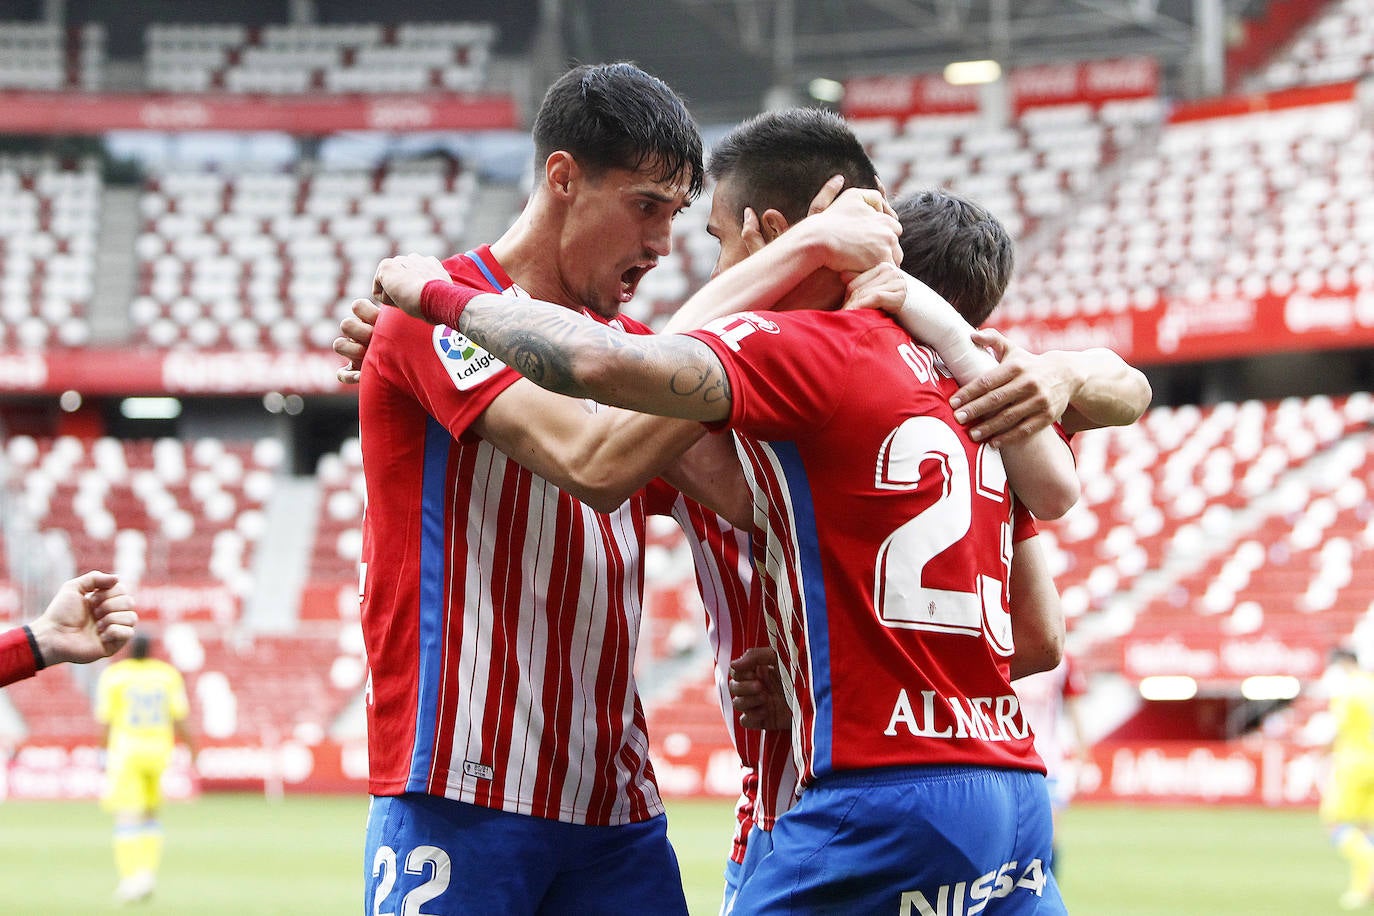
left=633, top=188, right=680, bottom=205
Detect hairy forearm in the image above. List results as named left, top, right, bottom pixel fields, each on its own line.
left=565, top=409, right=709, bottom=510
left=661, top=226, right=828, bottom=333
left=1057, top=349, right=1152, bottom=434
left=459, top=294, right=732, bottom=422
left=477, top=390, right=708, bottom=512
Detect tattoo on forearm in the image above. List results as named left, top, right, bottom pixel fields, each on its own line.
left=460, top=298, right=732, bottom=418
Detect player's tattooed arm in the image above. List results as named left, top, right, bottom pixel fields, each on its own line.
left=369, top=252, right=733, bottom=421
left=459, top=296, right=734, bottom=423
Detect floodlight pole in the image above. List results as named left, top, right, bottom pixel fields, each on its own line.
left=1192, top=0, right=1225, bottom=97
left=981, top=0, right=1012, bottom=131
left=764, top=0, right=798, bottom=110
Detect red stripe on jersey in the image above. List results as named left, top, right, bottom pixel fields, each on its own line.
left=736, top=435, right=820, bottom=788
left=469, top=464, right=522, bottom=810
left=671, top=491, right=801, bottom=856
left=361, top=246, right=666, bottom=825
left=426, top=440, right=480, bottom=794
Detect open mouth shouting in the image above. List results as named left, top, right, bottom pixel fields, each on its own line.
left=619, top=262, right=656, bottom=303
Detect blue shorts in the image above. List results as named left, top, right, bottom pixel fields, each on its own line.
left=732, top=766, right=1066, bottom=915
left=722, top=825, right=774, bottom=915
left=364, top=793, right=688, bottom=916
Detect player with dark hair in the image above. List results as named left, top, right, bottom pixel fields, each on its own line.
left=0, top=570, right=136, bottom=688
left=531, top=62, right=705, bottom=206
left=349, top=65, right=903, bottom=916
left=891, top=189, right=1015, bottom=329
left=371, top=107, right=1079, bottom=911
left=96, top=629, right=193, bottom=904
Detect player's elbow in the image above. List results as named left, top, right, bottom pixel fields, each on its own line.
left=1023, top=475, right=1080, bottom=521
left=1124, top=371, right=1153, bottom=425
left=570, top=479, right=637, bottom=514
left=1011, top=626, right=1064, bottom=681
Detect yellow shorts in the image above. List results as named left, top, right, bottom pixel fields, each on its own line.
left=102, top=748, right=172, bottom=814
left=1321, top=758, right=1374, bottom=825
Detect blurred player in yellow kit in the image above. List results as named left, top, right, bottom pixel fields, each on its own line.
left=95, top=631, right=194, bottom=904
left=1321, top=646, right=1374, bottom=910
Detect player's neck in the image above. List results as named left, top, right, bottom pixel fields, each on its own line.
left=488, top=207, right=584, bottom=313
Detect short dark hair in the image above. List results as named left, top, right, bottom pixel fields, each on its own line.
left=708, top=108, right=879, bottom=224
left=532, top=62, right=704, bottom=200
left=893, top=189, right=1015, bottom=328
left=130, top=632, right=152, bottom=660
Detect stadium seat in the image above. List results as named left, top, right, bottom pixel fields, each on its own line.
left=132, top=161, right=477, bottom=351
left=144, top=21, right=496, bottom=96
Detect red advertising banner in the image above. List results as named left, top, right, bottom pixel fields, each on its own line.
left=0, top=91, right=518, bottom=135
left=0, top=739, right=365, bottom=800
left=0, top=735, right=1325, bottom=806
left=0, top=349, right=348, bottom=395
left=1119, top=633, right=1326, bottom=684
left=1074, top=740, right=1324, bottom=807
left=843, top=57, right=1159, bottom=119
left=997, top=284, right=1374, bottom=368
left=1169, top=79, right=1355, bottom=123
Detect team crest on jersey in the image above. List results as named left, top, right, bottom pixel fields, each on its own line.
left=433, top=325, right=505, bottom=390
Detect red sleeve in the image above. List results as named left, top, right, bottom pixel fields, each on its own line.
left=685, top=310, right=856, bottom=440
left=366, top=305, right=521, bottom=441
left=1062, top=655, right=1088, bottom=698
left=0, top=626, right=38, bottom=688
left=1012, top=500, right=1038, bottom=543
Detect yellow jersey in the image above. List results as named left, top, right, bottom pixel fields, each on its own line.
left=95, top=658, right=189, bottom=758
left=1331, top=669, right=1374, bottom=766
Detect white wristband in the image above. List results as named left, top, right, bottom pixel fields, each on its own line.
left=900, top=275, right=993, bottom=385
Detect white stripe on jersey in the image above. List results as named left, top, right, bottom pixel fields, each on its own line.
left=431, top=437, right=658, bottom=822
left=671, top=491, right=800, bottom=829
left=504, top=471, right=557, bottom=814
left=610, top=505, right=651, bottom=824
left=736, top=436, right=819, bottom=787
left=451, top=441, right=504, bottom=799
left=674, top=502, right=748, bottom=735
left=565, top=503, right=612, bottom=819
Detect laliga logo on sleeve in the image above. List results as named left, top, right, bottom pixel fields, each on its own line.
left=433, top=325, right=506, bottom=390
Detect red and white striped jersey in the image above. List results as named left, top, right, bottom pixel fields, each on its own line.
left=688, top=309, right=1047, bottom=788
left=358, top=246, right=669, bottom=825
left=670, top=493, right=799, bottom=862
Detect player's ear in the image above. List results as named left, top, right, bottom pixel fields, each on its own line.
left=759, top=208, right=790, bottom=243
left=544, top=151, right=578, bottom=199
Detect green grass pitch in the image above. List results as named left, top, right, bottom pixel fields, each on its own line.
left=0, top=794, right=1351, bottom=913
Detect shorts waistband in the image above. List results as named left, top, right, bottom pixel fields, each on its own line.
left=812, top=764, right=1038, bottom=789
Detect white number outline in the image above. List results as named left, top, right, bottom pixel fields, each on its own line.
left=372, top=844, right=453, bottom=916
left=873, top=415, right=1015, bottom=655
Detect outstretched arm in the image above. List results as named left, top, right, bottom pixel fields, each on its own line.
left=341, top=298, right=743, bottom=517
left=4, top=571, right=138, bottom=687
left=30, top=571, right=137, bottom=666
